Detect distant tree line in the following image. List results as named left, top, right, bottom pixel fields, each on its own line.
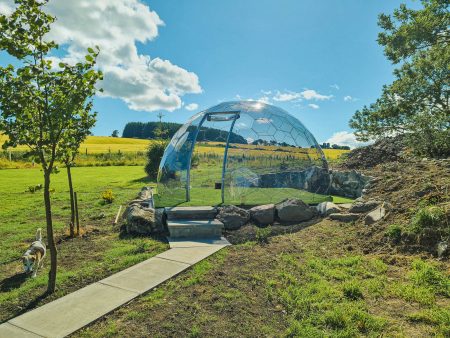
left=123, top=121, right=247, bottom=144
left=122, top=122, right=181, bottom=139
left=320, top=143, right=350, bottom=150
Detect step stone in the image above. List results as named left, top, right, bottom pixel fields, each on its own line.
left=167, top=219, right=223, bottom=238
left=165, top=206, right=218, bottom=220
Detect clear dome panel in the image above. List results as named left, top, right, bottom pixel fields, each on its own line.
left=156, top=101, right=329, bottom=207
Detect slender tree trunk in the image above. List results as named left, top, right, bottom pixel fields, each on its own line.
left=44, top=170, right=57, bottom=293
left=67, top=163, right=75, bottom=237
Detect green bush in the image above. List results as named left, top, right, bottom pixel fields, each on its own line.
left=144, top=140, right=168, bottom=180
left=411, top=205, right=446, bottom=233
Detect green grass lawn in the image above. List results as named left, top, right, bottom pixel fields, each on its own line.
left=156, top=162, right=354, bottom=207
left=0, top=166, right=168, bottom=322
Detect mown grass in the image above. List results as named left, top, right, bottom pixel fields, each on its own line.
left=0, top=166, right=168, bottom=321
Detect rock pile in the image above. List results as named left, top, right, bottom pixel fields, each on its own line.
left=121, top=187, right=166, bottom=235
left=325, top=198, right=388, bottom=224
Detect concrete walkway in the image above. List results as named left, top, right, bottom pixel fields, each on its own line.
left=0, top=237, right=230, bottom=338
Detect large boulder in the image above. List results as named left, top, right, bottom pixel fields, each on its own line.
left=349, top=200, right=381, bottom=213
left=329, top=213, right=360, bottom=222
left=123, top=205, right=165, bottom=235
left=276, top=198, right=316, bottom=223
left=249, top=204, right=275, bottom=225
left=364, top=206, right=387, bottom=225
left=329, top=170, right=372, bottom=198
left=217, top=205, right=250, bottom=230
left=316, top=202, right=341, bottom=216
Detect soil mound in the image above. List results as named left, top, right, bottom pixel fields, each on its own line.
left=340, top=135, right=406, bottom=169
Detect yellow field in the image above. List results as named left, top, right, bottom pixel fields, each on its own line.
left=1, top=135, right=348, bottom=160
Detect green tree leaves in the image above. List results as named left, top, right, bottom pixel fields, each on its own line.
left=0, top=0, right=103, bottom=292
left=350, top=0, right=450, bottom=157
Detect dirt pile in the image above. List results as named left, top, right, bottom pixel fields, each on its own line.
left=339, top=135, right=407, bottom=169
left=351, top=157, right=449, bottom=256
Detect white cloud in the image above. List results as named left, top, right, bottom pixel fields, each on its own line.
left=344, top=95, right=358, bottom=102
left=0, top=0, right=202, bottom=112
left=185, top=103, right=199, bottom=111
left=235, top=94, right=270, bottom=104
left=325, top=131, right=372, bottom=149
left=301, top=89, right=332, bottom=101
left=257, top=96, right=271, bottom=104
left=273, top=89, right=332, bottom=102
left=273, top=91, right=303, bottom=102
left=330, top=84, right=340, bottom=90
left=308, top=103, right=319, bottom=109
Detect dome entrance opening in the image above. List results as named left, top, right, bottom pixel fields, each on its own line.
left=156, top=101, right=330, bottom=207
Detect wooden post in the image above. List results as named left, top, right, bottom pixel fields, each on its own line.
left=114, top=205, right=122, bottom=225
left=74, top=192, right=80, bottom=236
left=8, top=149, right=11, bottom=162
left=85, top=148, right=88, bottom=155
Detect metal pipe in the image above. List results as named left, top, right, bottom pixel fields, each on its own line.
left=221, top=113, right=240, bottom=204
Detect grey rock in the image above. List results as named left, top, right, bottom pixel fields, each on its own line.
left=137, top=187, right=152, bottom=200
left=329, top=169, right=372, bottom=199
left=217, top=205, right=250, bottom=230
left=123, top=204, right=165, bottom=235
left=329, top=213, right=360, bottom=222
left=437, top=241, right=449, bottom=258
left=349, top=200, right=381, bottom=213
left=249, top=204, right=275, bottom=225
left=364, top=206, right=386, bottom=225
left=238, top=166, right=370, bottom=199
left=316, top=202, right=341, bottom=216
left=276, top=198, right=316, bottom=223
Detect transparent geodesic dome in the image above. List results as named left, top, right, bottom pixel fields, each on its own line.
left=156, top=101, right=329, bottom=207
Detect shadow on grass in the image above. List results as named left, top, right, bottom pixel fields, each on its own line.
left=118, top=230, right=169, bottom=244
left=130, top=176, right=155, bottom=184
left=0, top=272, right=29, bottom=292
left=225, top=217, right=323, bottom=245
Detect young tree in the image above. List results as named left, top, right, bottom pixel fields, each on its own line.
left=0, top=0, right=102, bottom=293
left=350, top=0, right=449, bottom=156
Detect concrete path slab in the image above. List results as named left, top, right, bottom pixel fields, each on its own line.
left=9, top=283, right=137, bottom=338
left=0, top=238, right=230, bottom=338
left=168, top=237, right=230, bottom=248
left=156, top=245, right=227, bottom=265
left=0, top=323, right=43, bottom=338
left=99, top=257, right=189, bottom=294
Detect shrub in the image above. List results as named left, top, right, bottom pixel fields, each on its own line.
left=411, top=205, right=446, bottom=233
left=144, top=140, right=168, bottom=180
left=256, top=225, right=272, bottom=244
left=101, top=189, right=115, bottom=204
left=386, top=224, right=402, bottom=243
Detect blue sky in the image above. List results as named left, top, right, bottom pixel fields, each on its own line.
left=0, top=0, right=419, bottom=147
